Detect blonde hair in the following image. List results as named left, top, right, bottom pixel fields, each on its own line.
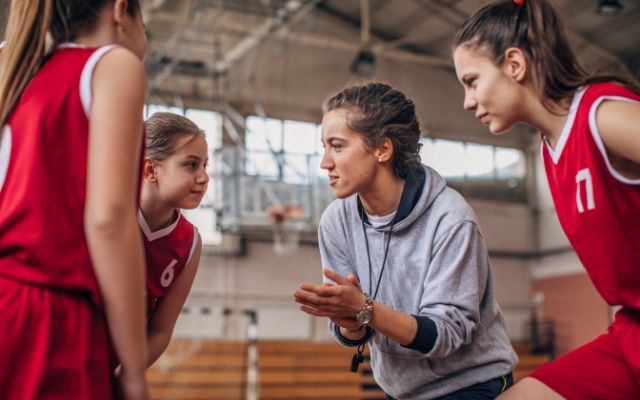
left=0, top=0, right=141, bottom=128
left=0, top=0, right=53, bottom=128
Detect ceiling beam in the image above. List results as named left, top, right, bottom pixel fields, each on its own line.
left=316, top=2, right=452, bottom=68
left=213, top=0, right=322, bottom=74
left=147, top=0, right=223, bottom=90
left=148, top=18, right=453, bottom=69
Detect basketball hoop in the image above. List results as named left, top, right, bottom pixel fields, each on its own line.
left=266, top=204, right=305, bottom=255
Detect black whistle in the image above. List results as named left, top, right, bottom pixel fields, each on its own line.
left=350, top=351, right=364, bottom=373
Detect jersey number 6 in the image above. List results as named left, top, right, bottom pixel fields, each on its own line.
left=161, top=259, right=178, bottom=287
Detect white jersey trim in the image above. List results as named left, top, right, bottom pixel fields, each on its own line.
left=543, top=87, right=586, bottom=165
left=58, top=42, right=86, bottom=49
left=0, top=126, right=11, bottom=192
left=137, top=209, right=182, bottom=241
left=588, top=95, right=640, bottom=185
left=79, top=44, right=118, bottom=118
left=186, top=227, right=199, bottom=266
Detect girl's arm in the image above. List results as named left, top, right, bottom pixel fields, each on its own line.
left=147, top=234, right=202, bottom=367
left=84, top=47, right=148, bottom=398
left=596, top=100, right=640, bottom=163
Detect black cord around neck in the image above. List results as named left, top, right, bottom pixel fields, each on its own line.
left=359, top=203, right=394, bottom=301
left=351, top=198, right=397, bottom=374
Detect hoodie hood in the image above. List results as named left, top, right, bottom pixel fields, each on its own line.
left=356, top=164, right=446, bottom=233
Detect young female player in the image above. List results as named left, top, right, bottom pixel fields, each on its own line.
left=139, top=112, right=208, bottom=367
left=0, top=0, right=149, bottom=398
left=453, top=1, right=640, bottom=398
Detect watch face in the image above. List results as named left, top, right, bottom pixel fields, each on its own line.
left=356, top=308, right=372, bottom=325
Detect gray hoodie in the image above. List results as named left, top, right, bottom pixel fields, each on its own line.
left=319, top=164, right=517, bottom=399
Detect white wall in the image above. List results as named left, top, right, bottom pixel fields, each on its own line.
left=177, top=242, right=334, bottom=341
left=490, top=257, right=532, bottom=342
left=531, top=142, right=573, bottom=252
left=529, top=251, right=584, bottom=281
left=469, top=200, right=535, bottom=254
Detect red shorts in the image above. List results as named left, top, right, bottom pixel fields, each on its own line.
left=531, top=308, right=640, bottom=400
left=0, top=275, right=114, bottom=399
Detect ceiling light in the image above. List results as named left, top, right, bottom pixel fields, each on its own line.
left=351, top=0, right=374, bottom=76
left=350, top=50, right=376, bottom=77
left=596, top=0, right=624, bottom=16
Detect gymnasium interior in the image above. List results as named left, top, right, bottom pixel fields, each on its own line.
left=1, top=0, right=638, bottom=398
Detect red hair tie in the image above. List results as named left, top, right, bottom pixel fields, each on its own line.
left=514, top=0, right=524, bottom=5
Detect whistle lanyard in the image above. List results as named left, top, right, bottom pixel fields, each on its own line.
left=360, top=205, right=395, bottom=301
left=351, top=203, right=395, bottom=373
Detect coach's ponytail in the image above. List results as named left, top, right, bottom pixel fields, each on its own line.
left=0, top=0, right=53, bottom=128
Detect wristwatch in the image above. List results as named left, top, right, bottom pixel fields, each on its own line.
left=355, top=294, right=374, bottom=326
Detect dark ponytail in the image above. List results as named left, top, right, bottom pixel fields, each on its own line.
left=453, top=0, right=640, bottom=112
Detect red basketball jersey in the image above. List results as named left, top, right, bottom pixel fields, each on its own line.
left=0, top=44, right=120, bottom=306
left=138, top=209, right=198, bottom=316
left=542, top=82, right=640, bottom=309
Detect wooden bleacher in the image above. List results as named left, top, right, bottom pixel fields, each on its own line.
left=258, top=341, right=384, bottom=400
left=147, top=340, right=383, bottom=400
left=148, top=340, right=550, bottom=399
left=147, top=341, right=247, bottom=400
